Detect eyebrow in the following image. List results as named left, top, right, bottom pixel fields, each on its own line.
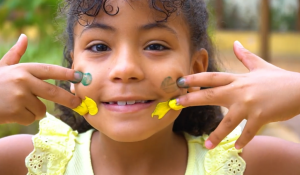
left=80, top=22, right=177, bottom=36
left=81, top=23, right=116, bottom=36
left=140, top=23, right=177, bottom=36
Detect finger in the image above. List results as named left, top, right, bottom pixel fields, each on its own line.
left=0, top=34, right=28, bottom=66
left=234, top=119, right=261, bottom=149
left=177, top=72, right=235, bottom=88
left=20, top=63, right=82, bottom=82
left=26, top=95, right=47, bottom=120
left=205, top=108, right=245, bottom=149
left=29, top=77, right=81, bottom=109
left=11, top=108, right=36, bottom=126
left=177, top=86, right=229, bottom=107
left=233, top=41, right=267, bottom=71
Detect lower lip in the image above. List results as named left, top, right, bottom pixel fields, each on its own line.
left=102, top=101, right=155, bottom=113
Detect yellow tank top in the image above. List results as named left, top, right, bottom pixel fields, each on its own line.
left=26, top=113, right=246, bottom=175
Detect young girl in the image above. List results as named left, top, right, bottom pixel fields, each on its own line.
left=1, top=0, right=300, bottom=175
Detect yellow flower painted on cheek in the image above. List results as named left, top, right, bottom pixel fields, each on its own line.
left=72, top=96, right=98, bottom=116
left=151, top=99, right=185, bottom=119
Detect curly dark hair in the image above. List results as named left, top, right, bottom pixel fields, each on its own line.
left=56, top=0, right=223, bottom=136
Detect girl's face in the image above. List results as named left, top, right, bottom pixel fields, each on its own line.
left=71, top=0, right=208, bottom=142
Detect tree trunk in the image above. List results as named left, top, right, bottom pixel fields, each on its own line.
left=297, top=0, right=300, bottom=31
left=260, top=0, right=270, bottom=62
left=216, top=0, right=224, bottom=29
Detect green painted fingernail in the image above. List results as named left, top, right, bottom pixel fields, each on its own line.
left=176, top=77, right=189, bottom=88
left=81, top=73, right=92, bottom=86
left=69, top=71, right=83, bottom=83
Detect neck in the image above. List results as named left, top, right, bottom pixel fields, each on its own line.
left=90, top=124, right=188, bottom=175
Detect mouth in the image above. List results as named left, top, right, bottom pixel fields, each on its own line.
left=103, top=100, right=154, bottom=105
left=102, top=100, right=155, bottom=113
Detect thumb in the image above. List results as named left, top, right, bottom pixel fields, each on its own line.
left=0, top=34, right=28, bottom=66
left=233, top=41, right=266, bottom=71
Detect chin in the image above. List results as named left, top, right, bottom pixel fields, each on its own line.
left=103, top=125, right=157, bottom=142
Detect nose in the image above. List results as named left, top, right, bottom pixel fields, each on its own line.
left=108, top=48, right=145, bottom=83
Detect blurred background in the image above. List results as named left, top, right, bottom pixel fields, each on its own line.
left=0, top=0, right=300, bottom=141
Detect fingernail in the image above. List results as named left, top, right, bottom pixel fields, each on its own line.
left=17, top=34, right=25, bottom=43
left=69, top=71, right=83, bottom=83
left=169, top=98, right=185, bottom=110
left=205, top=140, right=214, bottom=149
left=235, top=144, right=241, bottom=150
left=235, top=41, right=244, bottom=48
left=176, top=77, right=189, bottom=88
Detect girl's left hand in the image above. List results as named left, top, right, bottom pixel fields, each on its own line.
left=176, top=41, right=300, bottom=150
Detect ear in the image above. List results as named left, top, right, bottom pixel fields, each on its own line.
left=188, top=48, right=209, bottom=92
left=190, top=48, right=209, bottom=74
left=70, top=51, right=74, bottom=61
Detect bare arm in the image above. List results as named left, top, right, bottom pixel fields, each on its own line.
left=242, top=136, right=300, bottom=175
left=0, top=135, right=33, bottom=175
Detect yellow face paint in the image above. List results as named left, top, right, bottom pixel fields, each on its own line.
left=151, top=99, right=185, bottom=119
left=84, top=96, right=98, bottom=115
left=72, top=96, right=98, bottom=116
left=72, top=100, right=88, bottom=116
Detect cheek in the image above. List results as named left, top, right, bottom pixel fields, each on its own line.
left=147, top=60, right=190, bottom=97
left=72, top=60, right=109, bottom=98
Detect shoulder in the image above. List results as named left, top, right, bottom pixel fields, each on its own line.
left=26, top=114, right=79, bottom=174
left=185, top=126, right=246, bottom=175
left=0, top=134, right=33, bottom=175
left=241, top=135, right=300, bottom=175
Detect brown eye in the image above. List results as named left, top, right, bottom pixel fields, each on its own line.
left=145, top=44, right=168, bottom=51
left=90, top=44, right=111, bottom=52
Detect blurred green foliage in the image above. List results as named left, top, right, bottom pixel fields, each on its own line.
left=0, top=0, right=60, bottom=36
left=0, top=0, right=65, bottom=138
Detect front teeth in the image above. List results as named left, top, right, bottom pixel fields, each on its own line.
left=126, top=101, right=135, bottom=105
left=112, top=100, right=148, bottom=105
left=117, top=101, right=126, bottom=106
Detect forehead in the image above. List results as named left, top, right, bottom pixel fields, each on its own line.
left=73, top=0, right=190, bottom=37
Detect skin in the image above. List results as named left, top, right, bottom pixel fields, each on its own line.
left=160, top=76, right=178, bottom=93
left=177, top=41, right=300, bottom=150
left=0, top=34, right=81, bottom=125
left=1, top=1, right=300, bottom=175
left=69, top=1, right=203, bottom=174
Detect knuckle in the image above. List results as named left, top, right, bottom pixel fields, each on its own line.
left=14, top=90, right=26, bottom=99
left=223, top=118, right=234, bottom=129
left=243, top=129, right=255, bottom=141
left=10, top=47, right=23, bottom=59
left=210, top=132, right=222, bottom=143
left=179, top=95, right=189, bottom=105
left=209, top=72, right=218, bottom=80
left=188, top=74, right=196, bottom=83
left=36, top=106, right=47, bottom=120
left=204, top=89, right=214, bottom=100
left=70, top=97, right=81, bottom=109
left=7, top=105, right=22, bottom=116
left=244, top=95, right=255, bottom=105
left=21, top=118, right=35, bottom=126
left=13, top=74, right=27, bottom=84
left=46, top=85, right=59, bottom=97
left=40, top=64, right=51, bottom=73
left=244, top=49, right=253, bottom=58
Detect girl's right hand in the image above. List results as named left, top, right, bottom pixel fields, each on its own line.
left=0, top=34, right=82, bottom=125
left=176, top=41, right=300, bottom=150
